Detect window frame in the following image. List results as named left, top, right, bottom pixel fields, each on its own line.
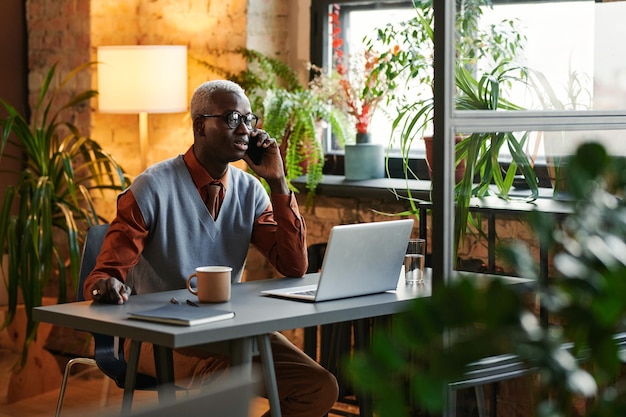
left=310, top=0, right=552, bottom=180
left=309, top=0, right=618, bottom=184
left=310, top=1, right=433, bottom=178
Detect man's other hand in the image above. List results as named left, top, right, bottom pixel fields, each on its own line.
left=90, top=277, right=131, bottom=304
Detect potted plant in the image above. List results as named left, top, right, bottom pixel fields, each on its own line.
left=260, top=78, right=350, bottom=206
left=366, top=0, right=537, bottom=255
left=197, top=49, right=350, bottom=206
left=453, top=63, right=539, bottom=248
left=321, top=4, right=399, bottom=180
left=346, top=142, right=626, bottom=417
left=0, top=63, right=130, bottom=365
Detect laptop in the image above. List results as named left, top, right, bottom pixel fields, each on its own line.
left=261, top=219, right=414, bottom=302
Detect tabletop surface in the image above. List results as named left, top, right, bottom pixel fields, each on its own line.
left=34, top=271, right=530, bottom=349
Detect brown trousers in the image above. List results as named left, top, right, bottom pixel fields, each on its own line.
left=124, top=331, right=338, bottom=417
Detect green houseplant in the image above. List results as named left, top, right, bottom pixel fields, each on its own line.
left=0, top=63, right=130, bottom=364
left=347, top=142, right=626, bottom=417
left=367, top=0, right=537, bottom=254
left=318, top=4, right=399, bottom=181
left=197, top=49, right=350, bottom=205
left=453, top=64, right=538, bottom=248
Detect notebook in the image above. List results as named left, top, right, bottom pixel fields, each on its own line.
left=128, top=304, right=235, bottom=326
left=262, top=219, right=414, bottom=302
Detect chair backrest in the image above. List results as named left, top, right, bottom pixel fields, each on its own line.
left=79, top=224, right=156, bottom=389
left=307, top=242, right=327, bottom=273
left=77, top=224, right=110, bottom=302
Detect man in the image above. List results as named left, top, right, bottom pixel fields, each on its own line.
left=84, top=80, right=338, bottom=416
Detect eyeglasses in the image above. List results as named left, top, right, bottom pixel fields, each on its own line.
left=200, top=111, right=259, bottom=130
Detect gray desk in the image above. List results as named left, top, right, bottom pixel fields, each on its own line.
left=33, top=273, right=433, bottom=416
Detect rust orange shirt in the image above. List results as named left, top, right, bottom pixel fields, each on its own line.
left=83, top=147, right=307, bottom=299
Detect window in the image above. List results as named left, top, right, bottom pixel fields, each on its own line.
left=311, top=0, right=626, bottom=178
left=311, top=1, right=418, bottom=156
left=474, top=1, right=626, bottom=161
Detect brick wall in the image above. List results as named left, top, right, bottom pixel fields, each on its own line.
left=294, top=193, right=543, bottom=277
left=23, top=0, right=294, bottom=220
left=26, top=0, right=91, bottom=135
left=90, top=0, right=251, bottom=181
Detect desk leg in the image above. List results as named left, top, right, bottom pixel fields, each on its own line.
left=303, top=326, right=318, bottom=360
left=230, top=337, right=281, bottom=417
left=354, top=319, right=373, bottom=417
left=153, top=345, right=176, bottom=404
left=230, top=337, right=253, bottom=370
left=257, top=334, right=282, bottom=417
left=122, top=340, right=141, bottom=415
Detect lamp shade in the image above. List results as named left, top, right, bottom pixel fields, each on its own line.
left=97, top=45, right=188, bottom=114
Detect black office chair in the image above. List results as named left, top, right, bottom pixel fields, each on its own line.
left=55, top=224, right=158, bottom=417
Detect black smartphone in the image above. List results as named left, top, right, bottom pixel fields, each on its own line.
left=246, top=133, right=266, bottom=165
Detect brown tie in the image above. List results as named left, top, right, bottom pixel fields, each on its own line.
left=206, top=181, right=223, bottom=220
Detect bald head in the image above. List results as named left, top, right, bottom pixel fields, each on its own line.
left=190, top=80, right=246, bottom=120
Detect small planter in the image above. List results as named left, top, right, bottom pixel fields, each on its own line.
left=543, top=131, right=577, bottom=200
left=424, top=135, right=466, bottom=183
left=4, top=298, right=61, bottom=403
left=344, top=132, right=385, bottom=180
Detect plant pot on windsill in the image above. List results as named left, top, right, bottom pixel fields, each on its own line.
left=546, top=156, right=571, bottom=201
left=423, top=135, right=466, bottom=183
left=344, top=132, right=385, bottom=181
left=543, top=131, right=576, bottom=201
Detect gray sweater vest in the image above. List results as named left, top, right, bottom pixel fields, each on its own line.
left=125, top=155, right=270, bottom=294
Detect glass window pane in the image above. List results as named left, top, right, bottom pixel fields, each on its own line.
left=323, top=2, right=420, bottom=154
left=343, top=7, right=417, bottom=150
left=594, top=1, right=626, bottom=110
left=543, top=129, right=626, bottom=158
left=315, top=0, right=626, bottom=164
left=462, top=0, right=626, bottom=113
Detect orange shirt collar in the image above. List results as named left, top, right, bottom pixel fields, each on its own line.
left=183, top=146, right=229, bottom=191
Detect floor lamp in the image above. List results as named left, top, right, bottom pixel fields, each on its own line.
left=97, top=45, right=188, bottom=171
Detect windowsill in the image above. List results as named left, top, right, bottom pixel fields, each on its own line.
left=319, top=154, right=554, bottom=189
left=293, top=175, right=570, bottom=214
left=292, top=175, right=433, bottom=201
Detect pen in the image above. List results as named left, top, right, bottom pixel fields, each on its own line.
left=170, top=297, right=200, bottom=307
